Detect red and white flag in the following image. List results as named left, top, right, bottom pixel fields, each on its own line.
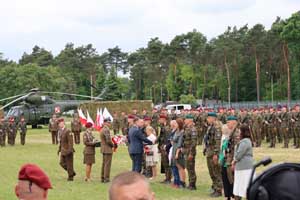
left=86, top=110, right=94, bottom=127
left=78, top=108, right=87, bottom=126
left=95, top=108, right=104, bottom=131
left=103, top=107, right=113, bottom=122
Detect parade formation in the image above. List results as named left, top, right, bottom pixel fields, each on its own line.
left=2, top=104, right=299, bottom=199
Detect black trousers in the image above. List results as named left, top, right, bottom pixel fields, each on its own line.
left=221, top=166, right=234, bottom=198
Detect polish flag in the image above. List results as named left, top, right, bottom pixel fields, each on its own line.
left=103, top=107, right=113, bottom=122
left=78, top=109, right=87, bottom=126
left=99, top=108, right=104, bottom=128
left=95, top=108, right=103, bottom=131
left=86, top=110, right=94, bottom=127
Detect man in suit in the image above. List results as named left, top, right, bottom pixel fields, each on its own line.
left=100, top=118, right=115, bottom=183
left=128, top=118, right=153, bottom=173
left=57, top=118, right=76, bottom=181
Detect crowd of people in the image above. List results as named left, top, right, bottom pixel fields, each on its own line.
left=9, top=104, right=300, bottom=200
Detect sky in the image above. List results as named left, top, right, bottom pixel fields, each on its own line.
left=0, top=0, right=299, bottom=61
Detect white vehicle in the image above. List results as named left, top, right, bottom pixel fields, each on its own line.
left=165, top=104, right=192, bottom=114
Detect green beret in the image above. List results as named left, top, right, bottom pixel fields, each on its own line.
left=207, top=112, right=217, bottom=117
left=227, top=116, right=237, bottom=121
left=185, top=114, right=194, bottom=119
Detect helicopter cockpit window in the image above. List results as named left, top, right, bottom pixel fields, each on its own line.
left=7, top=108, right=20, bottom=117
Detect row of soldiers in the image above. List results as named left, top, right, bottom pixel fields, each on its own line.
left=48, top=114, right=82, bottom=145
left=113, top=104, right=300, bottom=149
left=0, top=116, right=27, bottom=146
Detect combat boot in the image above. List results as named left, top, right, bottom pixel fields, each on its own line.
left=187, top=183, right=197, bottom=190
left=210, top=190, right=222, bottom=198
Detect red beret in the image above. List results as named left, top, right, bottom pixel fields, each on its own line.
left=85, top=122, right=93, bottom=128
left=159, top=114, right=167, bottom=119
left=127, top=115, right=135, bottom=119
left=144, top=116, right=151, bottom=121
left=57, top=118, right=64, bottom=123
left=18, top=164, right=52, bottom=190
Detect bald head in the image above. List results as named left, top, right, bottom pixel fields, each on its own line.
left=109, top=171, right=155, bottom=200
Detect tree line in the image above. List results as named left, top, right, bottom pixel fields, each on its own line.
left=0, top=12, right=299, bottom=105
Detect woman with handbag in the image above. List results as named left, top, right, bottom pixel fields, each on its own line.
left=83, top=122, right=96, bottom=182
left=145, top=126, right=159, bottom=180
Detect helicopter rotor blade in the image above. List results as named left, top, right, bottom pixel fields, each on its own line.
left=0, top=94, right=27, bottom=102
left=41, top=92, right=102, bottom=100
left=0, top=92, right=33, bottom=110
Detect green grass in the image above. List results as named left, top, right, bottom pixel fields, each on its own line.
left=0, top=125, right=299, bottom=200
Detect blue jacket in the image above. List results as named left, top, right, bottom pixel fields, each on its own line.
left=128, top=126, right=153, bottom=154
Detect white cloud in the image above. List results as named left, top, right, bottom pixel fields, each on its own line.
left=0, top=0, right=299, bottom=60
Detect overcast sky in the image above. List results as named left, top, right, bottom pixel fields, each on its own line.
left=1, top=0, right=299, bottom=61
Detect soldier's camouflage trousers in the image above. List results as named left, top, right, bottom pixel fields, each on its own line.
left=0, top=132, right=5, bottom=146
left=161, top=149, right=172, bottom=182
left=295, top=126, right=300, bottom=148
left=206, top=156, right=222, bottom=192
left=252, top=127, right=262, bottom=147
left=185, top=154, right=197, bottom=186
left=281, top=127, right=289, bottom=148
left=268, top=127, right=276, bottom=147
left=20, top=132, right=26, bottom=145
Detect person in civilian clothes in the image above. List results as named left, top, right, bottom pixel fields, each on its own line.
left=232, top=125, right=254, bottom=200
left=83, top=122, right=96, bottom=182
left=128, top=118, right=153, bottom=173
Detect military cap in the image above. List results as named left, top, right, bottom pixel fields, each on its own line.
left=227, top=116, right=237, bottom=121
left=185, top=114, right=194, bottom=119
left=207, top=112, right=217, bottom=117
left=85, top=122, right=93, bottom=128
left=18, top=164, right=52, bottom=190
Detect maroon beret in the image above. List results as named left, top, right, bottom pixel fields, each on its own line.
left=18, top=164, right=52, bottom=190
left=57, top=118, right=64, bottom=123
left=85, top=122, right=93, bottom=128
left=144, top=116, right=151, bottom=121
left=159, top=114, right=167, bottom=119
left=127, top=115, right=135, bottom=119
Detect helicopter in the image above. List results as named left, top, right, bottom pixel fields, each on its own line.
left=0, top=88, right=101, bottom=128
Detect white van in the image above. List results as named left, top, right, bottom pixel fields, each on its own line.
left=165, top=104, right=192, bottom=114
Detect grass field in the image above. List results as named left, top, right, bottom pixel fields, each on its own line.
left=0, top=124, right=299, bottom=200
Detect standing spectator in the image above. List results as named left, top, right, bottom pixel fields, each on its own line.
left=100, top=118, right=114, bottom=183
left=219, top=116, right=240, bottom=200
left=128, top=118, right=153, bottom=173
left=144, top=126, right=159, bottom=180
left=83, top=122, right=96, bottom=182
left=172, top=119, right=186, bottom=188
left=232, top=125, right=254, bottom=199
left=15, top=163, right=52, bottom=200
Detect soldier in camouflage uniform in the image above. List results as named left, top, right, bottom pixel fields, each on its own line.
left=18, top=116, right=27, bottom=145
left=293, top=105, right=300, bottom=148
left=183, top=114, right=198, bottom=190
left=112, top=112, right=120, bottom=135
left=7, top=117, right=17, bottom=145
left=278, top=106, right=290, bottom=148
left=265, top=107, right=277, bottom=148
left=218, top=108, right=227, bottom=125
left=275, top=108, right=283, bottom=144
left=262, top=108, right=269, bottom=142
left=290, top=107, right=297, bottom=147
left=71, top=113, right=82, bottom=144
left=194, top=109, right=205, bottom=145
left=0, top=117, right=6, bottom=147
left=49, top=114, right=59, bottom=145
left=158, top=114, right=172, bottom=184
left=204, top=112, right=223, bottom=197
left=151, top=108, right=160, bottom=134
left=119, top=111, right=128, bottom=136
left=252, top=109, right=263, bottom=147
